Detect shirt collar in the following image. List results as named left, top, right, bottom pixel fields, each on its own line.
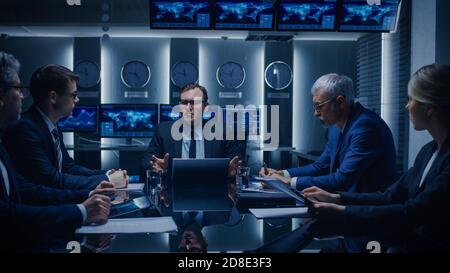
left=35, top=106, right=57, bottom=133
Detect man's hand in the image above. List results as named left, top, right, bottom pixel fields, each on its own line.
left=303, top=186, right=342, bottom=204
left=309, top=201, right=345, bottom=217
left=82, top=194, right=111, bottom=225
left=89, top=181, right=116, bottom=197
left=267, top=172, right=291, bottom=186
left=258, top=166, right=283, bottom=177
left=228, top=156, right=242, bottom=177
left=151, top=153, right=170, bottom=173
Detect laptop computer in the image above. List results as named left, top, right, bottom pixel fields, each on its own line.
left=171, top=158, right=232, bottom=212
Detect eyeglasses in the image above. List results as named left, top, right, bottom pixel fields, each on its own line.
left=313, top=96, right=339, bottom=111
left=179, top=99, right=204, bottom=106
left=4, top=85, right=30, bottom=98
left=61, top=92, right=78, bottom=100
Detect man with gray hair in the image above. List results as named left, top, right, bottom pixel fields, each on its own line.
left=261, top=73, right=397, bottom=195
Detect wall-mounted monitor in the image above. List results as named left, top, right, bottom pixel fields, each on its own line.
left=220, top=107, right=260, bottom=138
left=214, top=0, right=275, bottom=30
left=58, top=106, right=98, bottom=132
left=159, top=104, right=182, bottom=122
left=276, top=0, right=337, bottom=31
left=338, top=0, right=400, bottom=32
left=150, top=0, right=212, bottom=29
left=100, top=104, right=158, bottom=138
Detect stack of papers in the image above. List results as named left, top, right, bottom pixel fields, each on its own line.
left=75, top=217, right=177, bottom=234
left=249, top=207, right=310, bottom=219
left=119, top=183, right=145, bottom=192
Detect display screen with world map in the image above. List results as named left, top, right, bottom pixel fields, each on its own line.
left=150, top=0, right=211, bottom=29
left=215, top=0, right=275, bottom=30
left=277, top=0, right=337, bottom=30
left=100, top=104, right=158, bottom=138
left=339, top=0, right=400, bottom=32
left=58, top=106, right=98, bottom=132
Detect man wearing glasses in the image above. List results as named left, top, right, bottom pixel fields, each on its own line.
left=2, top=64, right=127, bottom=190
left=0, top=52, right=114, bottom=251
left=140, top=83, right=241, bottom=181
left=260, top=73, right=397, bottom=195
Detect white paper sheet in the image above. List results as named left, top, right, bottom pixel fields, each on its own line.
left=249, top=207, right=310, bottom=219
left=75, top=217, right=177, bottom=234
left=121, top=183, right=145, bottom=191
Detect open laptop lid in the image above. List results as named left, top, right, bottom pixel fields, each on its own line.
left=171, top=158, right=232, bottom=212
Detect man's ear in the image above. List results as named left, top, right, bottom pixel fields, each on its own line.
left=426, top=106, right=434, bottom=117
left=337, top=95, right=346, bottom=104
left=49, top=90, right=57, bottom=104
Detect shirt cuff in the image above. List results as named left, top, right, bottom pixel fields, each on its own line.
left=283, top=170, right=291, bottom=178
left=77, top=204, right=88, bottom=224
left=106, top=171, right=111, bottom=182
left=290, top=177, right=297, bottom=189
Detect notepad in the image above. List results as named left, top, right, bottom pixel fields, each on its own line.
left=116, top=183, right=145, bottom=192
left=249, top=207, right=310, bottom=219
left=75, top=217, right=177, bottom=234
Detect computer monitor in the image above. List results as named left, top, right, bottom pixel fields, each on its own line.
left=171, top=158, right=232, bottom=212
left=58, top=106, right=98, bottom=132
left=214, top=0, right=275, bottom=30
left=150, top=0, right=212, bottom=29
left=338, top=0, right=400, bottom=32
left=100, top=104, right=158, bottom=138
left=159, top=104, right=182, bottom=122
left=222, top=107, right=260, bottom=138
left=276, top=0, right=337, bottom=31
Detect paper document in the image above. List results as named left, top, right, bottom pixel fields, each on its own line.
left=75, top=217, right=177, bottom=234
left=109, top=170, right=127, bottom=188
left=249, top=207, right=310, bottom=219
left=117, top=183, right=145, bottom=192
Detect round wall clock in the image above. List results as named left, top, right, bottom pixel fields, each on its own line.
left=74, top=60, right=100, bottom=89
left=216, top=61, right=246, bottom=89
left=121, top=60, right=151, bottom=88
left=264, top=61, right=292, bottom=90
left=171, top=61, right=198, bottom=88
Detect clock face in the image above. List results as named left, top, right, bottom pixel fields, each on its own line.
left=121, top=60, right=151, bottom=88
left=171, top=61, right=198, bottom=88
left=216, top=61, right=245, bottom=89
left=74, top=60, right=100, bottom=89
left=264, top=61, right=292, bottom=90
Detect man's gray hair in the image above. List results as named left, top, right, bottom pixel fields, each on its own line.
left=311, top=73, right=355, bottom=101
left=0, top=51, right=20, bottom=89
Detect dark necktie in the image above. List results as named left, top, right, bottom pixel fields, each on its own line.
left=189, top=139, right=196, bottom=159
left=52, top=128, right=62, bottom=172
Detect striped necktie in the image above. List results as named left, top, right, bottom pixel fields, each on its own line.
left=51, top=128, right=63, bottom=172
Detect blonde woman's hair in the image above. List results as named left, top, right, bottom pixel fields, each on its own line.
left=408, top=64, right=450, bottom=119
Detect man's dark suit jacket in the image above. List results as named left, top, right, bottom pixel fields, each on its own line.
left=0, top=145, right=89, bottom=252
left=339, top=135, right=450, bottom=252
left=140, top=120, right=242, bottom=181
left=287, top=102, right=397, bottom=193
left=2, top=105, right=107, bottom=190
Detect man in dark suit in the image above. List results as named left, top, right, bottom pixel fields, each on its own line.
left=141, top=83, right=241, bottom=181
left=0, top=51, right=112, bottom=252
left=261, top=73, right=397, bottom=194
left=2, top=64, right=128, bottom=190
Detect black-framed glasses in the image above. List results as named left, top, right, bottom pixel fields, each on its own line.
left=4, top=85, right=30, bottom=98
left=313, top=96, right=339, bottom=111
left=61, top=92, right=78, bottom=100
left=179, top=99, right=204, bottom=106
